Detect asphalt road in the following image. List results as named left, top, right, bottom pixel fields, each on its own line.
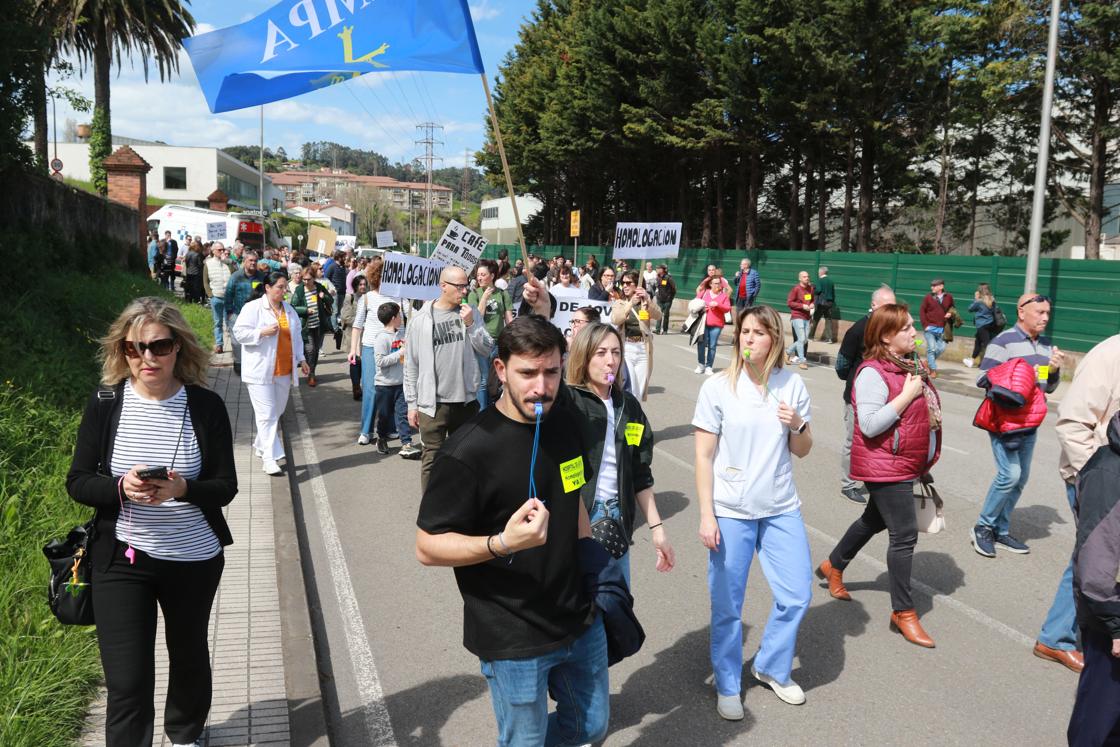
left=284, top=330, right=1079, bottom=747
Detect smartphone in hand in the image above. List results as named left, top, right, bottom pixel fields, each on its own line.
left=136, top=466, right=169, bottom=481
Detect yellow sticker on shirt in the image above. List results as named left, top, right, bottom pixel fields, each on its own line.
left=638, top=309, right=649, bottom=321
left=559, top=456, right=586, bottom=493
left=1036, top=364, right=1049, bottom=382
left=803, top=293, right=812, bottom=301
left=625, top=422, right=645, bottom=446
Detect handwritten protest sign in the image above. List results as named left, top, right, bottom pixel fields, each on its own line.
left=379, top=252, right=445, bottom=301
left=206, top=222, right=227, bottom=241
left=431, top=219, right=486, bottom=272
left=612, top=222, right=682, bottom=260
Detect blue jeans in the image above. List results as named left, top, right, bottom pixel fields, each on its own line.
left=476, top=344, right=498, bottom=410
left=708, top=510, right=812, bottom=696
left=697, top=324, right=722, bottom=368
left=977, top=430, right=1038, bottom=536
left=1038, top=483, right=1079, bottom=651
left=786, top=318, right=809, bottom=360
left=480, top=616, right=609, bottom=747
left=209, top=297, right=226, bottom=348
left=374, top=384, right=412, bottom=444
left=589, top=498, right=631, bottom=588
left=923, top=329, right=946, bottom=370
left=359, top=345, right=379, bottom=437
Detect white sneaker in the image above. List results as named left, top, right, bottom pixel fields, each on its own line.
left=750, top=665, right=805, bottom=705
left=963, top=358, right=974, bottom=368
left=262, top=459, right=282, bottom=475
left=716, top=693, right=744, bottom=720
left=694, top=365, right=705, bottom=374
left=357, top=434, right=370, bottom=446
left=704, top=366, right=714, bottom=375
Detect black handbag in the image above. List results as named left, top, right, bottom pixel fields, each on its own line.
left=591, top=517, right=629, bottom=559
left=43, top=520, right=96, bottom=626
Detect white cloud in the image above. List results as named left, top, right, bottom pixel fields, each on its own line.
left=470, top=0, right=501, bottom=22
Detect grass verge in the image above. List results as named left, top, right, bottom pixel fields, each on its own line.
left=0, top=267, right=212, bottom=747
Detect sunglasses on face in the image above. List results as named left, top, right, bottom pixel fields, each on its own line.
left=1018, top=294, right=1051, bottom=308
left=621, top=280, right=634, bottom=286
left=122, top=338, right=176, bottom=358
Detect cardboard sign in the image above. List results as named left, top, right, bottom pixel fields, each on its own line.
left=379, top=252, right=445, bottom=301
left=612, top=222, right=682, bottom=260
left=431, top=219, right=486, bottom=272
left=307, top=224, right=337, bottom=255
left=551, top=292, right=612, bottom=341
left=376, top=230, right=396, bottom=248
left=206, top=222, right=227, bottom=241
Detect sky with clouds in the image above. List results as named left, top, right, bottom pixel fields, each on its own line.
left=44, top=0, right=532, bottom=170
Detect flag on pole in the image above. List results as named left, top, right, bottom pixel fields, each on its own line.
left=184, top=0, right=484, bottom=114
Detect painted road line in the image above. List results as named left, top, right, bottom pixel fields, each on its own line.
left=652, top=444, right=1036, bottom=649
left=943, top=444, right=969, bottom=455
left=292, top=389, right=398, bottom=746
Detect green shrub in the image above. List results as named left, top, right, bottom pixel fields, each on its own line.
left=0, top=262, right=212, bottom=746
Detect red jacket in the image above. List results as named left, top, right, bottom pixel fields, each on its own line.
left=787, top=284, right=815, bottom=320
left=919, top=292, right=954, bottom=328
left=972, top=358, right=1049, bottom=435
left=850, top=358, right=942, bottom=482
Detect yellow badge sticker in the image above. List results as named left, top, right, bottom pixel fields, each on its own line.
left=1036, top=364, right=1049, bottom=382
left=660, top=279, right=667, bottom=286
left=638, top=309, right=649, bottom=321
left=625, top=422, right=645, bottom=446
left=559, top=456, right=586, bottom=493
left=803, top=293, right=812, bottom=301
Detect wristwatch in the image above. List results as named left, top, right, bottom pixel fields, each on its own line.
left=793, top=420, right=808, bottom=435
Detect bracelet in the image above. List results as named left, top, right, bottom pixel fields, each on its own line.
left=486, top=534, right=502, bottom=560
left=649, top=522, right=663, bottom=531
left=497, top=532, right=512, bottom=556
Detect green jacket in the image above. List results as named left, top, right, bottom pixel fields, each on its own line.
left=814, top=275, right=836, bottom=304
left=562, top=383, right=655, bottom=543
left=291, top=282, right=334, bottom=339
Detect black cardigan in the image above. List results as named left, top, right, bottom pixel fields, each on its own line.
left=66, top=381, right=238, bottom=571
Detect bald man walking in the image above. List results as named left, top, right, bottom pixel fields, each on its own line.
left=405, top=267, right=494, bottom=488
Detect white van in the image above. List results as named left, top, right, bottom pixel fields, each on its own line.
left=147, top=204, right=270, bottom=252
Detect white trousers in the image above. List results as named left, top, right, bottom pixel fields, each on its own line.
left=246, top=377, right=291, bottom=461
left=624, top=340, right=649, bottom=401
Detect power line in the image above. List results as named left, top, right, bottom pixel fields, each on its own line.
left=343, top=80, right=408, bottom=159
left=415, top=122, right=444, bottom=250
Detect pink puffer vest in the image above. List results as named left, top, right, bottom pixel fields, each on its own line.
left=850, top=358, right=942, bottom=483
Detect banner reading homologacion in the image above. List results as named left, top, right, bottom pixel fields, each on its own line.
left=379, top=252, right=445, bottom=301
left=612, top=222, right=682, bottom=260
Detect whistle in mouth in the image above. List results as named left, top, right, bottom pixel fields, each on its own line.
left=533, top=402, right=543, bottom=416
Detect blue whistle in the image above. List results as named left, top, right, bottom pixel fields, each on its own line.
left=533, top=402, right=543, bottom=416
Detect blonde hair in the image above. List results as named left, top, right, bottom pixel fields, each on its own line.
left=565, top=322, right=624, bottom=394
left=976, top=282, right=994, bottom=307
left=719, top=304, right=785, bottom=394
left=99, top=296, right=209, bottom=386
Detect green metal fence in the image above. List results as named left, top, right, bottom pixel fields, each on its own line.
left=481, top=245, right=1120, bottom=352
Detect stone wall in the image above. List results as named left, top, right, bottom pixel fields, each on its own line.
left=0, top=168, right=141, bottom=268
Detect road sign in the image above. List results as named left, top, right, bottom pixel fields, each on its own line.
left=570, top=210, right=581, bottom=238
left=49, top=158, right=63, bottom=172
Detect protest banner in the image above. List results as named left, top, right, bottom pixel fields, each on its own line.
left=376, top=230, right=396, bottom=248
left=306, top=224, right=338, bottom=255
left=550, top=292, right=611, bottom=341
left=379, top=252, right=445, bottom=301
left=430, top=219, right=487, bottom=272
left=612, top=222, right=682, bottom=260
left=206, top=222, right=227, bottom=241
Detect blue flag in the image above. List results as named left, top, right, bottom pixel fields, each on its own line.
left=185, top=0, right=484, bottom=113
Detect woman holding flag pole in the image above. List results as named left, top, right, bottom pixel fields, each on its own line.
left=692, top=304, right=814, bottom=721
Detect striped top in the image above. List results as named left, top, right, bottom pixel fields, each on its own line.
left=110, top=381, right=221, bottom=561
left=354, top=290, right=404, bottom=347
left=978, top=323, right=1060, bottom=394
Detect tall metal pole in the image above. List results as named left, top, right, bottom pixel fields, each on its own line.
left=259, top=105, right=265, bottom=219
left=1025, top=0, right=1061, bottom=294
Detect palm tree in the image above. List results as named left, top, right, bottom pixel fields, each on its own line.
left=56, top=0, right=195, bottom=193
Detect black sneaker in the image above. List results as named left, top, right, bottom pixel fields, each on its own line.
left=376, top=437, right=389, bottom=454
left=995, top=534, right=1030, bottom=554
left=971, top=525, right=997, bottom=558
left=841, top=487, right=867, bottom=504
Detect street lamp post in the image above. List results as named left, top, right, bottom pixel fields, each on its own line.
left=1025, top=0, right=1061, bottom=294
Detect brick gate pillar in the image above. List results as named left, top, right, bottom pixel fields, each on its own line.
left=104, top=145, right=152, bottom=250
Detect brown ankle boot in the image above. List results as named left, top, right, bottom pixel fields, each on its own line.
left=352, top=384, right=362, bottom=401
left=815, top=560, right=851, bottom=601
left=890, top=609, right=935, bottom=648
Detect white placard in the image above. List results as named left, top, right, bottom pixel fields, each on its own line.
left=206, top=222, right=227, bottom=241
left=379, top=252, right=446, bottom=301
left=375, top=230, right=396, bottom=248
left=335, top=235, right=357, bottom=250
left=550, top=292, right=612, bottom=341
left=612, top=222, right=682, bottom=260
left=430, top=220, right=486, bottom=272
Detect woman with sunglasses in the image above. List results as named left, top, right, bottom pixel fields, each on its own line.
left=610, top=270, right=661, bottom=401
left=234, top=273, right=310, bottom=475
left=67, top=297, right=237, bottom=747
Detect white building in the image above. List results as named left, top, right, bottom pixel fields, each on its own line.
left=283, top=206, right=353, bottom=235
left=480, top=195, right=544, bottom=245
left=32, top=137, right=285, bottom=212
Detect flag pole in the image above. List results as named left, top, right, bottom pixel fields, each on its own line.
left=480, top=74, right=529, bottom=268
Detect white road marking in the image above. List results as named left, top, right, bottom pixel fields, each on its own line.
left=292, top=389, right=398, bottom=746
left=652, top=444, right=1036, bottom=649
left=943, top=445, right=969, bottom=455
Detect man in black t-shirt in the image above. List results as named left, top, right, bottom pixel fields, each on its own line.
left=416, top=315, right=608, bottom=747
left=834, top=284, right=895, bottom=504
